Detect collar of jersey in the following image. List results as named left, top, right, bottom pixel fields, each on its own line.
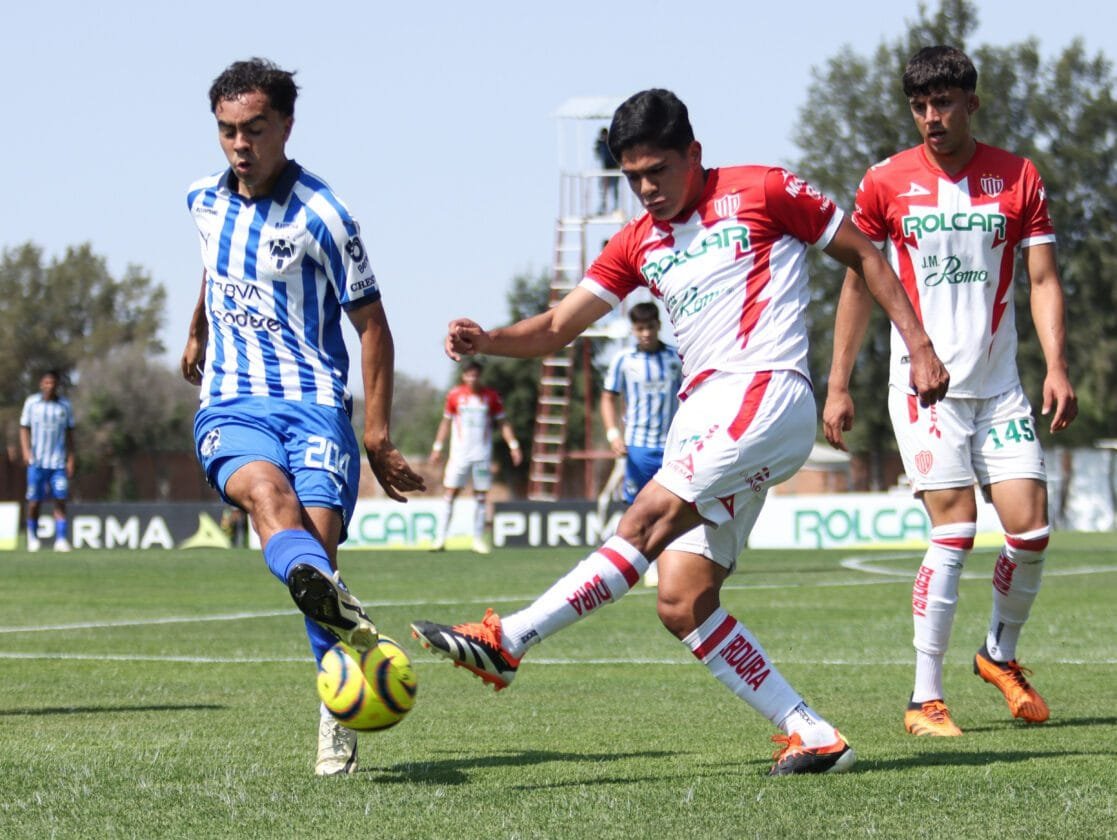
left=220, top=159, right=302, bottom=204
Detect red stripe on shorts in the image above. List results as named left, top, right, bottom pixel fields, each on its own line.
left=727, top=371, right=772, bottom=441
left=691, top=614, right=737, bottom=660
left=600, top=546, right=640, bottom=587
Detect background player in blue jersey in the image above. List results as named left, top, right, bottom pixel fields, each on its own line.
left=600, top=302, right=681, bottom=584
left=20, top=370, right=76, bottom=552
left=180, top=58, right=425, bottom=776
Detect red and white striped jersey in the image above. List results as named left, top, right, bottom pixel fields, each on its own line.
left=581, top=166, right=842, bottom=397
left=444, top=385, right=505, bottom=463
left=851, top=142, right=1056, bottom=398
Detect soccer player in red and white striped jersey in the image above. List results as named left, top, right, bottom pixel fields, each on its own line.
left=823, top=46, right=1077, bottom=736
left=414, top=88, right=950, bottom=775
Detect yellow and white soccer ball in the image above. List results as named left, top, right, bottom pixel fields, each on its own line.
left=317, top=636, right=418, bottom=731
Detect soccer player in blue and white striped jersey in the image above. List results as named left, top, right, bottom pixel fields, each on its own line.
left=180, top=58, right=425, bottom=776
left=601, top=302, right=682, bottom=504
left=20, top=371, right=76, bottom=552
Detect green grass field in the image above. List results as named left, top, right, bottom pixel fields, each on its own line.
left=1, top=533, right=1114, bottom=839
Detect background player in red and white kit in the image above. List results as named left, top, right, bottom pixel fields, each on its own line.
left=823, top=47, right=1077, bottom=737
left=414, top=89, right=949, bottom=775
left=428, top=360, right=522, bottom=553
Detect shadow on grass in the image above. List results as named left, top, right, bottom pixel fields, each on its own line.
left=964, top=715, right=1117, bottom=732
left=365, top=749, right=675, bottom=785
left=859, top=747, right=1102, bottom=772
left=0, top=703, right=226, bottom=716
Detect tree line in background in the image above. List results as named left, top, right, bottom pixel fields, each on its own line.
left=2, top=0, right=1112, bottom=499
left=794, top=0, right=1116, bottom=485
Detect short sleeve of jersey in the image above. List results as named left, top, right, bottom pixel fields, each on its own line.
left=850, top=167, right=887, bottom=244
left=582, top=227, right=644, bottom=306
left=1019, top=159, right=1056, bottom=247
left=299, top=184, right=380, bottom=311
left=763, top=168, right=843, bottom=248
left=443, top=388, right=460, bottom=419
left=485, top=389, right=506, bottom=420
left=603, top=350, right=626, bottom=393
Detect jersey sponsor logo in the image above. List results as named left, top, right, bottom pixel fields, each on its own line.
left=217, top=306, right=283, bottom=332
left=345, top=236, right=371, bottom=274
left=666, top=284, right=728, bottom=320
left=898, top=181, right=932, bottom=197
left=713, top=192, right=740, bottom=218
left=266, top=238, right=297, bottom=271
left=640, top=225, right=751, bottom=284
left=979, top=174, right=1004, bottom=197
left=901, top=210, right=1006, bottom=240
left=349, top=276, right=378, bottom=293
left=217, top=281, right=262, bottom=301
left=922, top=254, right=989, bottom=287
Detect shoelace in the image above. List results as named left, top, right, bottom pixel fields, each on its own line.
left=1001, top=660, right=1035, bottom=690
left=921, top=701, right=951, bottom=723
left=770, top=733, right=803, bottom=761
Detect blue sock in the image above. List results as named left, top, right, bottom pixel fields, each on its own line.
left=26, top=519, right=37, bottom=538
left=305, top=617, right=338, bottom=667
left=262, top=529, right=333, bottom=585
left=55, top=519, right=68, bottom=541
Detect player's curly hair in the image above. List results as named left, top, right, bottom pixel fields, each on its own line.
left=902, top=46, right=978, bottom=97
left=209, top=58, right=299, bottom=116
left=608, top=89, right=695, bottom=161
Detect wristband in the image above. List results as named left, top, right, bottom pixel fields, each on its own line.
left=606, top=427, right=622, bottom=443
left=508, top=440, right=520, bottom=450
left=431, top=441, right=443, bottom=452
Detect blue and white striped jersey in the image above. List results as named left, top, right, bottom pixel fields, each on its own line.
left=20, top=394, right=75, bottom=469
left=187, top=161, right=381, bottom=410
left=603, top=344, right=682, bottom=449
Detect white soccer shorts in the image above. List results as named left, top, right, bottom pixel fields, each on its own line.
left=888, top=383, right=1047, bottom=493
left=656, top=370, right=816, bottom=570
left=442, top=457, right=493, bottom=491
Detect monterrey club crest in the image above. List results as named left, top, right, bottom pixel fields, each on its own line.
left=979, top=173, right=1004, bottom=197
left=713, top=192, right=741, bottom=219
left=200, top=428, right=222, bottom=458
left=915, top=450, right=934, bottom=476
left=267, top=238, right=297, bottom=271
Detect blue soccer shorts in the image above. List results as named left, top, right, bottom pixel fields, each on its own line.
left=622, top=445, right=666, bottom=503
left=25, top=466, right=69, bottom=502
left=193, top=396, right=361, bottom=529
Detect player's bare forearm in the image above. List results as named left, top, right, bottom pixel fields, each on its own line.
left=350, top=301, right=426, bottom=500
left=823, top=270, right=873, bottom=450
left=1026, top=244, right=1077, bottom=431
left=181, top=271, right=208, bottom=384
left=826, top=222, right=948, bottom=405
left=445, top=288, right=612, bottom=360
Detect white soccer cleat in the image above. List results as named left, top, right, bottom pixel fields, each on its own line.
left=26, top=534, right=41, bottom=553
left=315, top=703, right=358, bottom=776
left=54, top=539, right=72, bottom=553
left=472, top=536, right=492, bottom=555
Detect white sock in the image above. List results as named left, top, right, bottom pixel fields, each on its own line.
left=683, top=608, right=836, bottom=747
left=499, top=536, right=649, bottom=657
left=911, top=522, right=974, bottom=702
left=473, top=494, right=487, bottom=540
left=987, top=526, right=1048, bottom=662
left=438, top=495, right=453, bottom=542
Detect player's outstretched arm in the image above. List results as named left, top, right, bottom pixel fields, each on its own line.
left=181, top=270, right=208, bottom=385
left=349, top=300, right=426, bottom=502
left=445, top=288, right=612, bottom=361
left=822, top=268, right=874, bottom=451
left=824, top=218, right=949, bottom=407
left=1025, top=243, right=1078, bottom=433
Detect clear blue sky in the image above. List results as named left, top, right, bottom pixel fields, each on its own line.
left=2, top=1, right=1109, bottom=389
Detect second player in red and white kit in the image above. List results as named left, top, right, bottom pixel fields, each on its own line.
left=429, top=360, right=522, bottom=553
left=824, top=46, right=1077, bottom=737
left=414, top=88, right=949, bottom=775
